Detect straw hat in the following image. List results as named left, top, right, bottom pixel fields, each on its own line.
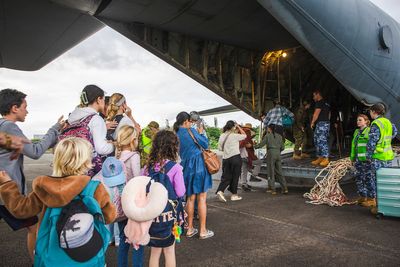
left=242, top=123, right=253, bottom=129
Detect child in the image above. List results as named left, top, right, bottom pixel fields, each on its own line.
left=115, top=125, right=143, bottom=267
left=350, top=114, right=372, bottom=206
left=0, top=137, right=116, bottom=265
left=255, top=125, right=288, bottom=195
left=143, top=130, right=186, bottom=267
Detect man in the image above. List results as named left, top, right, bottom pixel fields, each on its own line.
left=239, top=123, right=258, bottom=191
left=293, top=100, right=311, bottom=160
left=140, top=121, right=159, bottom=166
left=0, top=88, right=64, bottom=260
left=263, top=100, right=294, bottom=138
left=310, top=90, right=331, bottom=167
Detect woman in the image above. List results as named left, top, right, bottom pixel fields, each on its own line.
left=350, top=114, right=372, bottom=206
left=216, top=121, right=246, bottom=201
left=366, top=103, right=397, bottom=208
left=174, top=111, right=213, bottom=239
left=66, top=85, right=114, bottom=175
left=106, top=93, right=141, bottom=140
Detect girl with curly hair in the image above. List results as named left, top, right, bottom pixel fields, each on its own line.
left=143, top=130, right=185, bottom=267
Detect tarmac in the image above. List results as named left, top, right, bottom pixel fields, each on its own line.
left=1, top=154, right=400, bottom=267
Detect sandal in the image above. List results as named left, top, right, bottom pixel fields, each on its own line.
left=186, top=228, right=198, bottom=238
left=199, top=229, right=214, bottom=239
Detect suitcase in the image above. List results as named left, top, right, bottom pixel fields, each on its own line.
left=376, top=168, right=400, bottom=218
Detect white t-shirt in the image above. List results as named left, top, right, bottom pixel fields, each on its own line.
left=218, top=132, right=246, bottom=159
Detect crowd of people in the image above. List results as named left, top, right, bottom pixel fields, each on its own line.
left=0, top=85, right=396, bottom=266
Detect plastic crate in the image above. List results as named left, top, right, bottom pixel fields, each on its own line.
left=376, top=168, right=400, bottom=218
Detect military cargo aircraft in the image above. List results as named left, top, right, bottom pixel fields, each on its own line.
left=1, top=0, right=399, bottom=183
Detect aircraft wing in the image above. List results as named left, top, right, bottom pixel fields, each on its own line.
left=0, top=0, right=104, bottom=71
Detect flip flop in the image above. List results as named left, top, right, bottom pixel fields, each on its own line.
left=186, top=228, right=198, bottom=238
left=199, top=229, right=214, bottom=239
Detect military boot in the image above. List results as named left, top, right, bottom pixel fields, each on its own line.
left=354, top=197, right=367, bottom=205
left=293, top=154, right=302, bottom=160
left=311, top=157, right=323, bottom=165
left=361, top=198, right=376, bottom=207
left=319, top=158, right=330, bottom=167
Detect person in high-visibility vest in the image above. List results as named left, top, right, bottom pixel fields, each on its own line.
left=140, top=121, right=159, bottom=167
left=366, top=103, right=398, bottom=208
left=350, top=114, right=372, bottom=206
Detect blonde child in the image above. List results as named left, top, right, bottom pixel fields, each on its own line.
left=0, top=137, right=116, bottom=265
left=115, top=125, right=143, bottom=267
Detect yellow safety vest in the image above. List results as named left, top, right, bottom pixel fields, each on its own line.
left=141, top=127, right=152, bottom=154
left=371, top=117, right=394, bottom=161
left=350, top=127, right=370, bottom=161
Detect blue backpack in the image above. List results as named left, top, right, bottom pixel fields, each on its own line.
left=34, top=180, right=110, bottom=267
left=148, top=161, right=184, bottom=246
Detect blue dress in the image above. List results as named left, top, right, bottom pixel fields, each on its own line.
left=176, top=127, right=212, bottom=195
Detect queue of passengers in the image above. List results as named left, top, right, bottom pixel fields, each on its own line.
left=0, top=86, right=214, bottom=267
left=0, top=85, right=396, bottom=266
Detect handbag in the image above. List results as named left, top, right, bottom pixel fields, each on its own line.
left=280, top=107, right=294, bottom=127
left=187, top=129, right=221, bottom=174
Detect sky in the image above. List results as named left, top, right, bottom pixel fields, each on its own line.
left=0, top=0, right=399, bottom=138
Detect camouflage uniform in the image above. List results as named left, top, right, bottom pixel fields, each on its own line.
left=314, top=121, right=330, bottom=158
left=293, top=106, right=307, bottom=155
left=366, top=122, right=397, bottom=197
left=352, top=128, right=375, bottom=198
left=354, top=161, right=375, bottom=198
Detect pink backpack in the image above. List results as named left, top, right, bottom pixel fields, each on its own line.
left=59, top=114, right=102, bottom=177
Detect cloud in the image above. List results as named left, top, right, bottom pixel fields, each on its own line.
left=0, top=27, right=258, bottom=138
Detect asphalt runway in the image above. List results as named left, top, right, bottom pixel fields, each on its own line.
left=1, top=154, right=399, bottom=266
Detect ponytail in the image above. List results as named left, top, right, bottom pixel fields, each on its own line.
left=174, top=112, right=190, bottom=133
left=106, top=93, right=125, bottom=121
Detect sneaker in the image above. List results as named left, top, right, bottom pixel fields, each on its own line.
left=216, top=191, right=227, bottom=202
left=270, top=191, right=277, bottom=195
left=311, top=157, right=323, bottom=165
left=282, top=188, right=289, bottom=194
left=249, top=174, right=263, bottom=182
left=241, top=184, right=251, bottom=192
left=231, top=195, right=242, bottom=201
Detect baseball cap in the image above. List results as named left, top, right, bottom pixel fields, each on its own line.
left=101, top=157, right=126, bottom=187
left=81, top=85, right=105, bottom=105
left=57, top=199, right=103, bottom=262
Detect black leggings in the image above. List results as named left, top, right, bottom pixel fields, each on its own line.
left=217, top=154, right=242, bottom=194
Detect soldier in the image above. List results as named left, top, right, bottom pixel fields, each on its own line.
left=350, top=114, right=372, bottom=206
left=293, top=100, right=311, bottom=160
left=366, top=103, right=397, bottom=209
left=254, top=125, right=288, bottom=195
left=310, top=90, right=331, bottom=167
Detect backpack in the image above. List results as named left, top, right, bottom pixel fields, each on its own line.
left=59, top=114, right=102, bottom=177
left=147, top=161, right=184, bottom=245
left=34, top=181, right=110, bottom=267
left=106, top=114, right=124, bottom=141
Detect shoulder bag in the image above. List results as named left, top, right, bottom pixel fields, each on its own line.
left=187, top=129, right=221, bottom=174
